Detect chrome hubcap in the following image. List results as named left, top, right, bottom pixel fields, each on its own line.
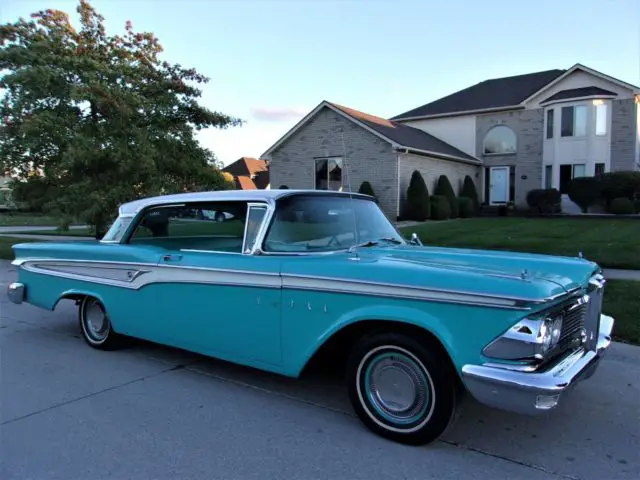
left=85, top=301, right=108, bottom=341
left=365, top=352, right=430, bottom=423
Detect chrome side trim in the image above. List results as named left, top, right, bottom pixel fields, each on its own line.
left=13, top=257, right=580, bottom=310
left=19, top=260, right=282, bottom=291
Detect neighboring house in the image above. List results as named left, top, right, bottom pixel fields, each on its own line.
left=222, top=157, right=270, bottom=190
left=263, top=63, right=640, bottom=219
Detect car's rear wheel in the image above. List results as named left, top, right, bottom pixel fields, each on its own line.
left=346, top=332, right=458, bottom=445
left=79, top=297, right=123, bottom=350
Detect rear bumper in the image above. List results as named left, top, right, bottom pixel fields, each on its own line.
left=462, top=314, right=614, bottom=415
left=7, top=282, right=25, bottom=304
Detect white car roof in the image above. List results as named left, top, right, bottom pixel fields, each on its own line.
left=118, top=189, right=371, bottom=215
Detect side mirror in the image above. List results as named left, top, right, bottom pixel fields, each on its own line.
left=410, top=233, right=423, bottom=246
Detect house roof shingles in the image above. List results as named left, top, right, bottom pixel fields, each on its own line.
left=223, top=157, right=269, bottom=189
left=540, top=86, right=618, bottom=104
left=329, top=102, right=479, bottom=163
left=392, top=69, right=566, bottom=120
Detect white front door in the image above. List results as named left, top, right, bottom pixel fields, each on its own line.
left=489, top=167, right=509, bottom=205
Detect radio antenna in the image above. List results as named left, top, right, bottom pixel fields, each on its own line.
left=340, top=129, right=360, bottom=261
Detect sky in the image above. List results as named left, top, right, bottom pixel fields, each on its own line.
left=2, top=0, right=639, bottom=166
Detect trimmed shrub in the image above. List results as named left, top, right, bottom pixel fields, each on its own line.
left=358, top=181, right=376, bottom=200
left=279, top=185, right=289, bottom=189
left=600, top=171, right=640, bottom=207
left=434, top=175, right=458, bottom=218
left=567, top=177, right=602, bottom=213
left=430, top=195, right=451, bottom=220
left=526, top=188, right=561, bottom=214
left=406, top=170, right=430, bottom=220
left=457, top=197, right=474, bottom=218
left=610, top=197, right=635, bottom=215
left=635, top=199, right=640, bottom=214
left=460, top=175, right=479, bottom=212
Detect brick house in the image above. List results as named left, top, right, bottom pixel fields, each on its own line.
left=262, top=63, right=640, bottom=219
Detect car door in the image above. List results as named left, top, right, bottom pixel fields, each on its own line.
left=130, top=201, right=283, bottom=369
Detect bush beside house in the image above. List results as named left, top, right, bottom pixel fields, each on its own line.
left=610, top=197, right=635, bottom=215
left=434, top=175, right=458, bottom=219
left=567, top=177, right=602, bottom=213
left=526, top=188, right=562, bottom=214
left=358, top=181, right=377, bottom=201
left=460, top=175, right=479, bottom=213
left=457, top=197, right=474, bottom=218
left=406, top=171, right=431, bottom=221
left=430, top=195, right=451, bottom=220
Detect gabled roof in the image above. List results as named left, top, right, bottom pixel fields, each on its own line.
left=392, top=63, right=640, bottom=121
left=262, top=101, right=480, bottom=165
left=392, top=69, right=565, bottom=120
left=540, top=86, right=618, bottom=105
left=223, top=157, right=268, bottom=178
left=235, top=176, right=257, bottom=190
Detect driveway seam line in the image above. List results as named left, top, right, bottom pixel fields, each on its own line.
left=1, top=365, right=182, bottom=426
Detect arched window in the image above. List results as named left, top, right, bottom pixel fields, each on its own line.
left=483, top=125, right=517, bottom=155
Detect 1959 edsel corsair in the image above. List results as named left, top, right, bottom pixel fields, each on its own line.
left=7, top=189, right=614, bottom=445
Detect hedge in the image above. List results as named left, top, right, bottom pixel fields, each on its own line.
left=610, top=197, right=635, bottom=215
left=406, top=171, right=430, bottom=220
left=599, top=171, right=640, bottom=208
left=358, top=181, right=376, bottom=201
left=430, top=195, right=451, bottom=220
left=526, top=188, right=561, bottom=213
left=434, top=175, right=458, bottom=218
left=460, top=175, right=479, bottom=212
left=567, top=177, right=601, bottom=213
left=457, top=197, right=475, bottom=218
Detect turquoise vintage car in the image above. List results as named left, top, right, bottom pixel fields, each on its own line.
left=7, top=190, right=614, bottom=445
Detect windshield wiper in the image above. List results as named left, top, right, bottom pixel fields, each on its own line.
left=349, top=237, right=402, bottom=251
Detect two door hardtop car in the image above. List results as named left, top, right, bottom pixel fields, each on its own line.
left=7, top=189, right=614, bottom=445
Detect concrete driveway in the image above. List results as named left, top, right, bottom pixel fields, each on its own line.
left=1, top=261, right=638, bottom=480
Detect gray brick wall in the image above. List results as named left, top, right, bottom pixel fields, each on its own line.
left=611, top=98, right=639, bottom=171
left=268, top=107, right=399, bottom=219
left=398, top=153, right=480, bottom=215
left=475, top=109, right=544, bottom=206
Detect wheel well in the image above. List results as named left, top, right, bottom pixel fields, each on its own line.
left=302, top=320, right=458, bottom=382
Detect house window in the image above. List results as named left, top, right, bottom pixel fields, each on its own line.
left=595, top=102, right=607, bottom=135
left=546, top=109, right=554, bottom=139
left=483, top=125, right=517, bottom=155
left=315, top=158, right=342, bottom=190
left=561, top=105, right=587, bottom=137
left=545, top=165, right=553, bottom=189
left=595, top=163, right=606, bottom=176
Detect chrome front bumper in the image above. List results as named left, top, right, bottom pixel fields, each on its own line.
left=7, top=282, right=25, bottom=304
left=462, top=314, right=614, bottom=415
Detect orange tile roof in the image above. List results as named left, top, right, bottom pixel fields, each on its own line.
left=236, top=175, right=257, bottom=190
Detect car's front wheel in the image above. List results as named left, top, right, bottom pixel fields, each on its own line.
left=79, top=297, right=124, bottom=350
left=346, top=332, right=458, bottom=445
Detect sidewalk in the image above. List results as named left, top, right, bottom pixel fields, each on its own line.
left=0, top=225, right=87, bottom=234
left=603, top=269, right=640, bottom=281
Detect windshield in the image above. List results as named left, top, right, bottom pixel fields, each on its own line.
left=263, top=194, right=405, bottom=253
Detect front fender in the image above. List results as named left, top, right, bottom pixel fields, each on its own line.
left=291, top=304, right=457, bottom=378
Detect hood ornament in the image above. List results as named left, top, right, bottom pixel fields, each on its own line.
left=520, top=269, right=529, bottom=280
left=578, top=251, right=584, bottom=259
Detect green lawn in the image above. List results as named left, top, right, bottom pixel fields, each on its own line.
left=0, top=213, right=75, bottom=227
left=603, top=280, right=640, bottom=345
left=398, top=217, right=640, bottom=270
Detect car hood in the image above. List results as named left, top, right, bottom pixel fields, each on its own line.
left=350, top=244, right=600, bottom=305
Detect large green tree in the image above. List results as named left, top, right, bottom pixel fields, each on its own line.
left=0, top=1, right=240, bottom=236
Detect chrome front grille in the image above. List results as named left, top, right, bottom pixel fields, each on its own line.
left=558, top=301, right=587, bottom=351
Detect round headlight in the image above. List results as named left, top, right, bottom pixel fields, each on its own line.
left=549, top=316, right=563, bottom=346
left=538, top=321, right=552, bottom=353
